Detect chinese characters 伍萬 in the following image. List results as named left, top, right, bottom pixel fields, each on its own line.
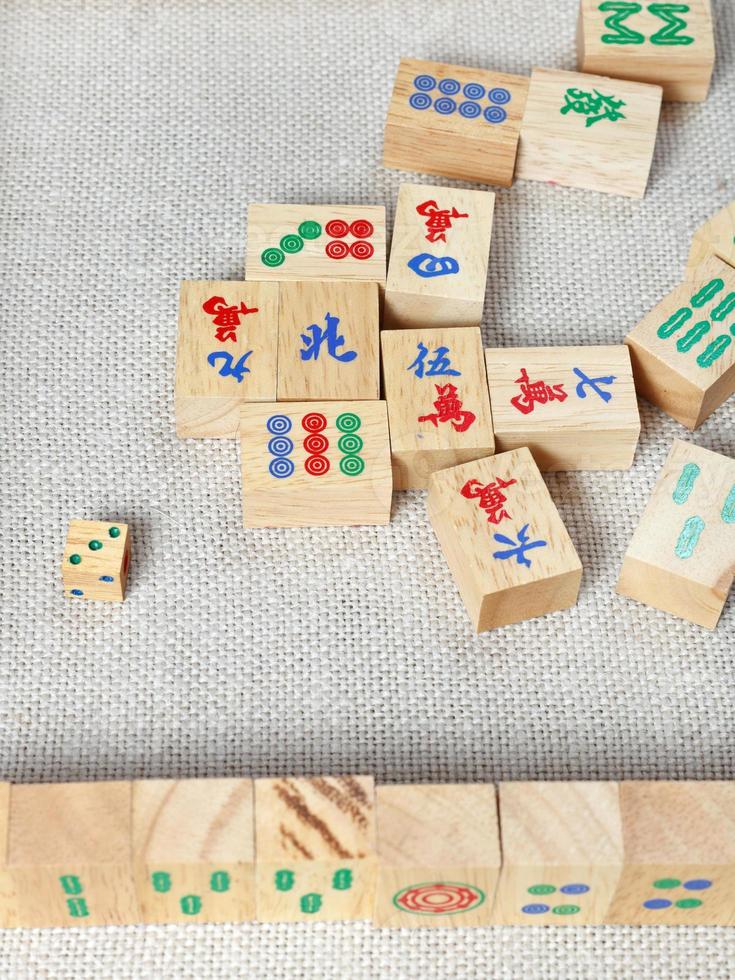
left=418, top=383, right=476, bottom=432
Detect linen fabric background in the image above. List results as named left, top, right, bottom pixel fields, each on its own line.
left=1, top=1, right=734, bottom=977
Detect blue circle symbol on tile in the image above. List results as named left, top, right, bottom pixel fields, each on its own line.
left=521, top=903, right=550, bottom=915
left=463, top=82, right=485, bottom=100
left=266, top=414, right=292, bottom=436
left=409, top=92, right=432, bottom=111
left=438, top=78, right=460, bottom=95
left=459, top=101, right=481, bottom=119
left=643, top=898, right=672, bottom=910
left=560, top=883, right=590, bottom=895
left=268, top=436, right=294, bottom=457
left=489, top=86, right=511, bottom=104
left=413, top=74, right=436, bottom=92
left=269, top=458, right=295, bottom=480
left=434, top=97, right=456, bottom=115
left=683, top=879, right=712, bottom=891
left=71, top=589, right=84, bottom=596
left=484, top=105, right=507, bottom=124
left=99, top=576, right=114, bottom=583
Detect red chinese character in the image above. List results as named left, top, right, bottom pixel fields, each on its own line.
left=202, top=295, right=259, bottom=342
left=510, top=367, right=568, bottom=415
left=418, top=383, right=476, bottom=433
left=415, top=199, right=469, bottom=243
left=460, top=475, right=517, bottom=524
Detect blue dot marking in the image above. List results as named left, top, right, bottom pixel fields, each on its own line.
left=409, top=92, right=432, bottom=111
left=522, top=903, right=550, bottom=915
left=643, top=898, right=672, bottom=910
left=70, top=589, right=84, bottom=596
left=99, top=576, right=114, bottom=583
left=438, top=78, right=460, bottom=95
left=560, top=883, right=590, bottom=895
left=684, top=879, right=712, bottom=891
left=413, top=74, right=436, bottom=92
left=463, top=82, right=485, bottom=100
left=266, top=414, right=292, bottom=436
left=269, top=457, right=295, bottom=480
left=434, top=97, right=456, bottom=115
left=268, top=436, right=294, bottom=457
left=484, top=105, right=507, bottom=124
left=488, top=86, right=511, bottom=105
left=459, top=101, right=481, bottom=119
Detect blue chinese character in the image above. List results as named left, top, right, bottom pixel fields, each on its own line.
left=300, top=312, right=356, bottom=363
left=207, top=350, right=253, bottom=382
left=492, top=524, right=547, bottom=568
left=572, top=367, right=616, bottom=402
left=407, top=253, right=460, bottom=278
left=407, top=343, right=460, bottom=378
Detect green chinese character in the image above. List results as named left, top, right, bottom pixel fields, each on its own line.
left=560, top=87, right=626, bottom=127
left=648, top=3, right=693, bottom=45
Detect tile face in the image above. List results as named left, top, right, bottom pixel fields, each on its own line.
left=383, top=58, right=529, bottom=188
left=577, top=0, right=715, bottom=103
left=381, top=327, right=494, bottom=489
left=374, top=784, right=500, bottom=928
left=255, top=776, right=376, bottom=922
left=606, top=782, right=735, bottom=925
left=240, top=400, right=392, bottom=527
left=617, top=439, right=735, bottom=629
left=62, top=520, right=131, bottom=602
left=277, top=281, right=379, bottom=401
left=485, top=345, right=640, bottom=471
left=132, top=778, right=255, bottom=924
left=7, top=782, right=139, bottom=927
left=686, top=199, right=735, bottom=278
left=495, top=782, right=624, bottom=925
left=0, top=783, right=17, bottom=928
left=515, top=67, right=662, bottom=197
left=625, top=256, right=735, bottom=429
left=245, top=204, right=386, bottom=284
left=175, top=280, right=279, bottom=438
left=427, top=447, right=582, bottom=632
left=384, top=183, right=495, bottom=330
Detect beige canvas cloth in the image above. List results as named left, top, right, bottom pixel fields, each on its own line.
left=0, top=0, right=734, bottom=976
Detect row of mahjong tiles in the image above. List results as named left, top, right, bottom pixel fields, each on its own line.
left=1, top=778, right=734, bottom=927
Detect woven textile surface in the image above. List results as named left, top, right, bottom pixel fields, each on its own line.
left=1, top=0, right=734, bottom=976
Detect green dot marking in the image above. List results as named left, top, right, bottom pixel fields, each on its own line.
left=340, top=455, right=365, bottom=477
left=653, top=878, right=681, bottom=889
left=280, top=234, right=303, bottom=254
left=298, top=220, right=322, bottom=240
left=261, top=247, right=285, bottom=268
left=336, top=412, right=361, bottom=434
left=676, top=898, right=703, bottom=909
left=528, top=884, right=556, bottom=895
left=552, top=904, right=580, bottom=915
left=108, top=526, right=120, bottom=538
left=69, top=553, right=82, bottom=565
left=88, top=540, right=103, bottom=551
left=338, top=433, right=363, bottom=455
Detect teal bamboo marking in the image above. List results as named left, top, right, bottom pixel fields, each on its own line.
left=88, top=539, right=102, bottom=551
left=332, top=868, right=353, bottom=891
left=108, top=526, right=121, bottom=538
left=67, top=897, right=89, bottom=918
left=275, top=869, right=295, bottom=892
left=59, top=874, right=83, bottom=896
left=300, top=892, right=322, bottom=914
left=711, top=293, right=735, bottom=321
left=691, top=278, right=723, bottom=308
left=210, top=871, right=231, bottom=893
left=697, top=333, right=732, bottom=368
left=657, top=306, right=691, bottom=338
left=674, top=515, right=705, bottom=558
left=180, top=895, right=203, bottom=916
left=677, top=321, right=710, bottom=352
left=648, top=3, right=694, bottom=46
left=599, top=2, right=645, bottom=44
left=151, top=871, right=172, bottom=893
left=672, top=462, right=700, bottom=504
left=69, top=553, right=82, bottom=565
left=722, top=485, right=735, bottom=524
